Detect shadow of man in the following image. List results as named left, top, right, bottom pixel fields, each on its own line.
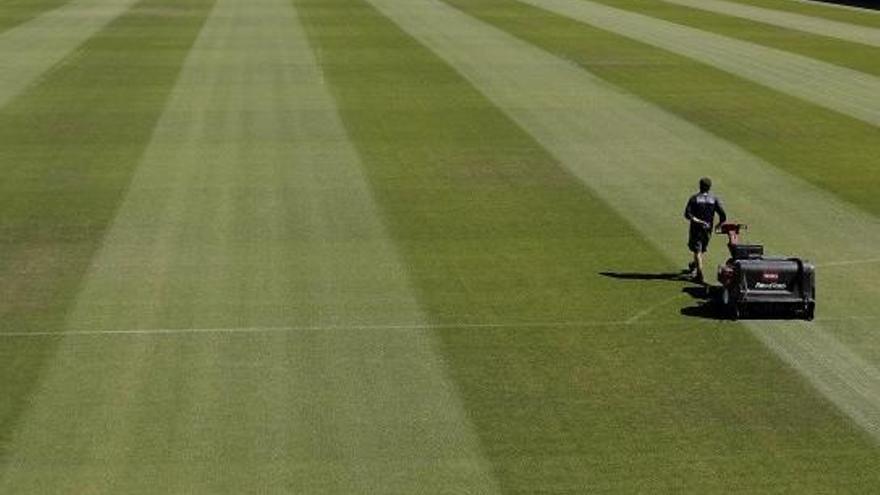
left=599, top=271, right=724, bottom=320
left=599, top=271, right=689, bottom=282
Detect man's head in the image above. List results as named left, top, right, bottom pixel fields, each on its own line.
left=699, top=177, right=712, bottom=193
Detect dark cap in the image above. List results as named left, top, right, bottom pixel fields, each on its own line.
left=699, top=177, right=712, bottom=192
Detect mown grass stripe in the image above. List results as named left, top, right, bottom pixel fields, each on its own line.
left=0, top=0, right=147, bottom=111
left=443, top=2, right=880, bottom=228
left=742, top=0, right=880, bottom=28
left=0, top=0, right=215, bottom=469
left=591, top=0, right=880, bottom=76
left=0, top=0, right=500, bottom=491
left=375, top=0, right=880, bottom=444
left=0, top=0, right=68, bottom=34
left=298, top=0, right=880, bottom=491
left=661, top=0, right=880, bottom=47
left=514, top=0, right=880, bottom=126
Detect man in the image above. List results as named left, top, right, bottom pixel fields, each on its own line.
left=684, top=177, right=726, bottom=283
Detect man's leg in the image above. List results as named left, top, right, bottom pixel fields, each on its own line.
left=687, top=228, right=699, bottom=274
left=694, top=250, right=704, bottom=283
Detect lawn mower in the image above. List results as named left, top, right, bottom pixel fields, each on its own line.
left=715, top=222, right=815, bottom=320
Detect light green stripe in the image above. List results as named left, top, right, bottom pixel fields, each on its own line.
left=368, top=0, right=880, bottom=440
left=514, top=0, right=880, bottom=127
left=661, top=0, right=880, bottom=47
left=715, top=0, right=880, bottom=29
left=0, top=0, right=141, bottom=110
left=0, top=0, right=499, bottom=492
left=793, top=0, right=880, bottom=16
left=0, top=0, right=69, bottom=35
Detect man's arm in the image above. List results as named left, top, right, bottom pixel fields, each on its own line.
left=684, top=197, right=694, bottom=221
left=685, top=197, right=710, bottom=227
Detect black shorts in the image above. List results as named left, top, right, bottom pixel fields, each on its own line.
left=688, top=224, right=711, bottom=253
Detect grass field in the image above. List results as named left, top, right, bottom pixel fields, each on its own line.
left=1, top=0, right=879, bottom=492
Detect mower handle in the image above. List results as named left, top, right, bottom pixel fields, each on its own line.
left=715, top=222, right=748, bottom=235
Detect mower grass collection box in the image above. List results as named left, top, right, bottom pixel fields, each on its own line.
left=715, top=223, right=816, bottom=320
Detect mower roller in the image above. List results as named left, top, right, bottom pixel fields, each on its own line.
left=715, top=222, right=815, bottom=320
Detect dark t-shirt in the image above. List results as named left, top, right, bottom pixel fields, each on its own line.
left=684, top=192, right=727, bottom=226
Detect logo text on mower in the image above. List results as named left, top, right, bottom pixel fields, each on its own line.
left=755, top=282, right=787, bottom=290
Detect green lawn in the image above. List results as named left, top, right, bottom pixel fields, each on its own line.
left=0, top=0, right=67, bottom=34
left=1, top=0, right=879, bottom=492
left=296, top=0, right=880, bottom=491
left=585, top=0, right=880, bottom=75
left=732, top=0, right=880, bottom=28
left=0, top=0, right=216, bottom=469
left=444, top=0, right=880, bottom=217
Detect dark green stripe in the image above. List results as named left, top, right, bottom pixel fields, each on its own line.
left=0, top=0, right=68, bottom=34
left=732, top=0, right=880, bottom=28
left=294, top=0, right=880, bottom=491
left=447, top=0, right=880, bottom=217
left=0, top=0, right=216, bottom=463
left=582, top=0, right=880, bottom=76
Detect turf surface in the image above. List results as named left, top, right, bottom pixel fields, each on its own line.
left=0, top=0, right=216, bottom=468
left=0, top=0, right=67, bottom=34
left=509, top=0, right=880, bottom=130
left=1, top=0, right=880, bottom=492
left=1, top=0, right=498, bottom=490
left=300, top=0, right=880, bottom=491
left=588, top=0, right=880, bottom=74
left=435, top=0, right=880, bottom=440
left=660, top=0, right=880, bottom=48
left=734, top=0, right=880, bottom=28
left=0, top=0, right=146, bottom=109
left=445, top=0, right=880, bottom=217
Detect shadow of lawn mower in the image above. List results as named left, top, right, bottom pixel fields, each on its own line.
left=713, top=222, right=815, bottom=321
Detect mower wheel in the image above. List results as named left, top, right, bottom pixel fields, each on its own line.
left=804, top=303, right=815, bottom=321
left=720, top=287, right=739, bottom=320
left=720, top=287, right=731, bottom=306
left=730, top=303, right=741, bottom=321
